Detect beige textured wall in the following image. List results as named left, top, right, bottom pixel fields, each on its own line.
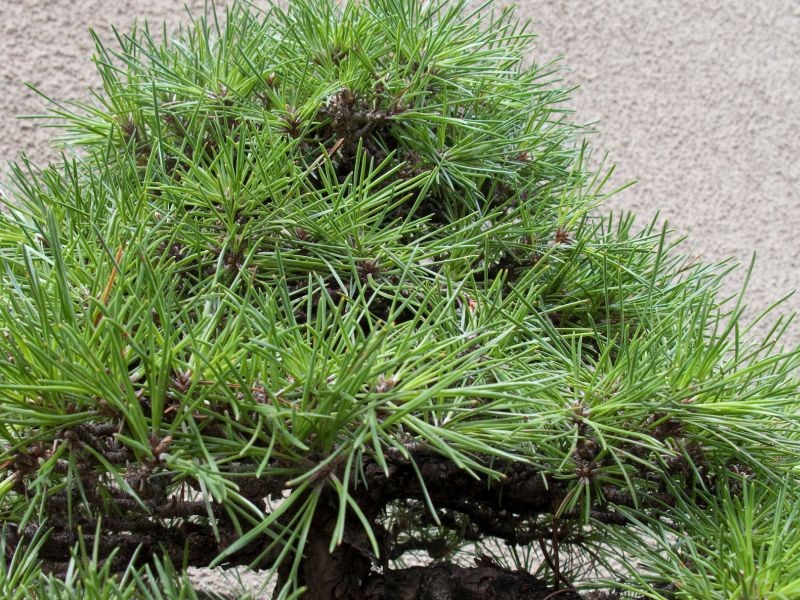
left=3, top=1, right=799, bottom=345
left=522, top=1, right=800, bottom=347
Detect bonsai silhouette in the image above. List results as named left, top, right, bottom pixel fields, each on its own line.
left=1, top=1, right=799, bottom=599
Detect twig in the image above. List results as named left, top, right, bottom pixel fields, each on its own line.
left=93, top=245, right=125, bottom=326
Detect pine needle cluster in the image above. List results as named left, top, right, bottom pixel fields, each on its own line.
left=0, top=1, right=798, bottom=599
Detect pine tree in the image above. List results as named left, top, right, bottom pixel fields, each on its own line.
left=1, top=1, right=799, bottom=599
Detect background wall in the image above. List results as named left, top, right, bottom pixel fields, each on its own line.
left=2, top=1, right=799, bottom=346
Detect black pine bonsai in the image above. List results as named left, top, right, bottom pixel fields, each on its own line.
left=1, top=1, right=799, bottom=599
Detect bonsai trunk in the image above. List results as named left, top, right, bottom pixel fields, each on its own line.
left=274, top=450, right=589, bottom=599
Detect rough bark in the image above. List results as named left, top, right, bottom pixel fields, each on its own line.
left=12, top=448, right=630, bottom=598
left=362, top=563, right=583, bottom=600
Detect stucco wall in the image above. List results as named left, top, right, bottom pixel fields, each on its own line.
left=523, top=0, right=800, bottom=347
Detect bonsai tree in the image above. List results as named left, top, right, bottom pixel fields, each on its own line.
left=1, top=1, right=799, bottom=598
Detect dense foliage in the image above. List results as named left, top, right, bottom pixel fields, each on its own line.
left=1, top=1, right=799, bottom=598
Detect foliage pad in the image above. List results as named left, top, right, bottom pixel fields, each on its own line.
left=1, top=1, right=799, bottom=598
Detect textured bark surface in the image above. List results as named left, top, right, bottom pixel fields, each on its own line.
left=10, top=446, right=640, bottom=598
left=362, top=564, right=583, bottom=600
left=275, top=451, right=591, bottom=599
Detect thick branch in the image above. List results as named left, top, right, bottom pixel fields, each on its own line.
left=362, top=563, right=583, bottom=600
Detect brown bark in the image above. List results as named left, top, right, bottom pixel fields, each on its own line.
left=13, top=449, right=622, bottom=598
left=362, top=563, right=583, bottom=600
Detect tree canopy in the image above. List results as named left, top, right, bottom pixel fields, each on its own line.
left=1, top=1, right=799, bottom=598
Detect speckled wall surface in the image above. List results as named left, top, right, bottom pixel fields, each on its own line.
left=2, top=1, right=799, bottom=345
